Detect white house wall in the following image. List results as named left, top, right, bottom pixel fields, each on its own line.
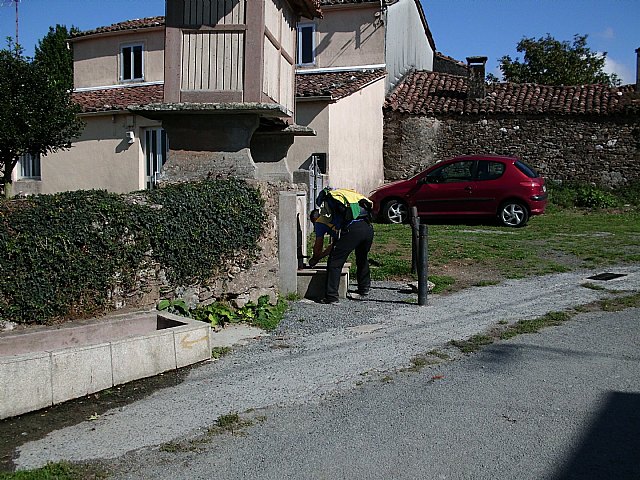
left=327, top=78, right=385, bottom=196
left=385, top=0, right=433, bottom=89
left=37, top=114, right=160, bottom=194
left=301, top=6, right=385, bottom=69
left=288, top=101, right=330, bottom=171
left=73, top=30, right=165, bottom=89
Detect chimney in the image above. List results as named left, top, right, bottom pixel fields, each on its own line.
left=636, top=47, right=640, bottom=90
left=466, top=56, right=488, bottom=99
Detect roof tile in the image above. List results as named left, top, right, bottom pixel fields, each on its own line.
left=73, top=84, right=164, bottom=113
left=385, top=71, right=639, bottom=116
left=72, top=17, right=165, bottom=38
left=296, top=69, right=386, bottom=100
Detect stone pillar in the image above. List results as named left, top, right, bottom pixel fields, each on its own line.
left=278, top=191, right=303, bottom=295
left=159, top=114, right=260, bottom=183
left=278, top=191, right=307, bottom=295
left=251, top=131, right=295, bottom=183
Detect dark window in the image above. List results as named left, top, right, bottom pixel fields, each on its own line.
left=427, top=160, right=474, bottom=183
left=145, top=128, right=169, bottom=189
left=121, top=44, right=143, bottom=81
left=297, top=24, right=315, bottom=65
left=477, top=161, right=505, bottom=181
left=18, top=153, right=41, bottom=178
left=515, top=160, right=539, bottom=178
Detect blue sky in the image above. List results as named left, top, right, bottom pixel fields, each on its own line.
left=1, top=0, right=638, bottom=84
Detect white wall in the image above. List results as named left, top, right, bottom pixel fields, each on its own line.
left=37, top=113, right=161, bottom=194
left=385, top=0, right=434, bottom=89
left=298, top=6, right=385, bottom=70
left=328, top=78, right=385, bottom=196
left=288, top=100, right=330, bottom=172
left=289, top=78, right=385, bottom=196
left=73, top=30, right=165, bottom=89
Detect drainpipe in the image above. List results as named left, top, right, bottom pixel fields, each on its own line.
left=466, top=56, right=488, bottom=99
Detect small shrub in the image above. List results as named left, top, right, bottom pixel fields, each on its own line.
left=547, top=181, right=577, bottom=209
left=168, top=295, right=289, bottom=331
left=548, top=181, right=619, bottom=209
left=614, top=181, right=640, bottom=207
left=574, top=185, right=618, bottom=209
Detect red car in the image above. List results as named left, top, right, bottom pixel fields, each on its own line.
left=369, top=155, right=547, bottom=227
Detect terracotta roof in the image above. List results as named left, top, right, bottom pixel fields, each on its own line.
left=71, top=17, right=165, bottom=39
left=385, top=70, right=640, bottom=116
left=296, top=69, right=386, bottom=100
left=73, top=84, right=164, bottom=113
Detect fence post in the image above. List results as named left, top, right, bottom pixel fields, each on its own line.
left=418, top=224, right=429, bottom=306
left=410, top=206, right=419, bottom=274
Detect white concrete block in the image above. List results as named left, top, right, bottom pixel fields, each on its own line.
left=111, top=332, right=176, bottom=385
left=0, top=352, right=51, bottom=420
left=51, top=344, right=113, bottom=404
left=174, top=325, right=211, bottom=368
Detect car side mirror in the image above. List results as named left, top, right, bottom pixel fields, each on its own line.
left=417, top=177, right=429, bottom=185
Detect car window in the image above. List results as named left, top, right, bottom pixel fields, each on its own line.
left=427, top=161, right=474, bottom=183
left=477, top=161, right=505, bottom=181
left=514, top=160, right=539, bottom=178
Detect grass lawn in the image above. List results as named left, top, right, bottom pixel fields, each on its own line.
left=356, top=208, right=640, bottom=293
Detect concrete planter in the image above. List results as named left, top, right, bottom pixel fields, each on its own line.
left=0, top=312, right=211, bottom=420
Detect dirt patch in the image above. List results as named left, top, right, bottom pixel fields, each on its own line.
left=433, top=261, right=505, bottom=294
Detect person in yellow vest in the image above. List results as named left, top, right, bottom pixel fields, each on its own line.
left=308, top=188, right=374, bottom=304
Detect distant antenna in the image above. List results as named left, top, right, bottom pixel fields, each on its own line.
left=1, top=0, right=20, bottom=50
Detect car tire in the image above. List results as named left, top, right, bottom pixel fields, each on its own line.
left=498, top=201, right=529, bottom=227
left=383, top=200, right=409, bottom=224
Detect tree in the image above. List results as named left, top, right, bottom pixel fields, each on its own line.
left=0, top=40, right=83, bottom=198
left=34, top=24, right=78, bottom=92
left=498, top=34, right=620, bottom=86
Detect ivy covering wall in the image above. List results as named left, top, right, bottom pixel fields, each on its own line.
left=0, top=179, right=265, bottom=325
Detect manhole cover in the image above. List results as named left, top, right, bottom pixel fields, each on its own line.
left=587, top=273, right=627, bottom=281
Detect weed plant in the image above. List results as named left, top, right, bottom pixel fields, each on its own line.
left=159, top=295, right=288, bottom=331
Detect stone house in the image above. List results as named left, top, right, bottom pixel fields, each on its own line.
left=383, top=57, right=640, bottom=187
left=12, top=0, right=437, bottom=199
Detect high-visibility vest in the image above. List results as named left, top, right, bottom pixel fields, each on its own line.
left=319, top=188, right=373, bottom=222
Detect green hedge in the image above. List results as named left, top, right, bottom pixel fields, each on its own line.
left=0, top=179, right=265, bottom=325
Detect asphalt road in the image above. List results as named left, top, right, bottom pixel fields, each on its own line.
left=12, top=265, right=640, bottom=478
left=108, top=307, right=640, bottom=480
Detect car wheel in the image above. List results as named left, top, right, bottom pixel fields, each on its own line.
left=383, top=200, right=409, bottom=224
left=498, top=201, right=529, bottom=227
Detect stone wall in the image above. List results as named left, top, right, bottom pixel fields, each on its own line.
left=110, top=181, right=304, bottom=312
left=384, top=111, right=640, bottom=186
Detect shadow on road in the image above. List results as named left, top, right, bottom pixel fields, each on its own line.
left=552, top=391, right=640, bottom=479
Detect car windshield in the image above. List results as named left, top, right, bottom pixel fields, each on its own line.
left=514, top=160, right=539, bottom=178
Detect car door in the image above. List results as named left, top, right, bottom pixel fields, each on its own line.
left=467, top=160, right=507, bottom=214
left=413, top=160, right=476, bottom=216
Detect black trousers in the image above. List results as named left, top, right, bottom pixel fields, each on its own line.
left=325, top=220, right=374, bottom=300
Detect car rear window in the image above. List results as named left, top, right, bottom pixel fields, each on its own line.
left=514, top=160, right=539, bottom=178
